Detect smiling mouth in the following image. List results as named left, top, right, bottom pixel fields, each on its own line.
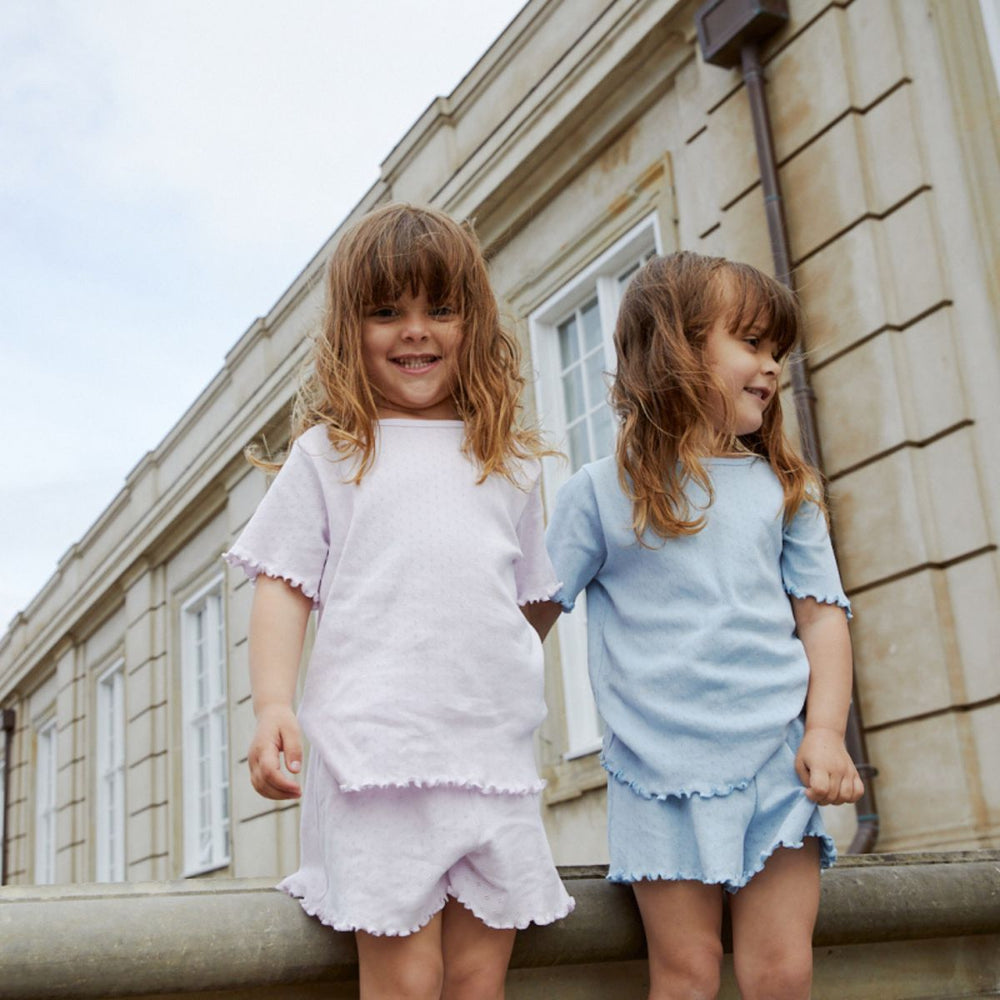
left=391, top=355, right=440, bottom=370
left=744, top=386, right=770, bottom=402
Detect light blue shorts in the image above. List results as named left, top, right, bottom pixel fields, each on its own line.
left=607, top=720, right=836, bottom=892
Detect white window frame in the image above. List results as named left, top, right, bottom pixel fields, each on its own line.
left=181, top=577, right=231, bottom=876
left=96, top=660, right=126, bottom=882
left=530, top=215, right=661, bottom=757
left=34, top=717, right=57, bottom=885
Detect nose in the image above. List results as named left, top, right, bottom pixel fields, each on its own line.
left=401, top=309, right=429, bottom=340
left=761, top=352, right=780, bottom=376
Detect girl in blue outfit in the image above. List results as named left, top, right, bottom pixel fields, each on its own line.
left=539, top=252, right=863, bottom=999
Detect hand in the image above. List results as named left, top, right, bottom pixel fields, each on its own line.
left=248, top=704, right=303, bottom=800
left=795, top=727, right=864, bottom=806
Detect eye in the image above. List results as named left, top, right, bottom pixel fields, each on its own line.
left=368, top=305, right=398, bottom=319
left=429, top=304, right=457, bottom=319
left=743, top=335, right=760, bottom=349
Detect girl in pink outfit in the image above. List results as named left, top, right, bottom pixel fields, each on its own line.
left=225, top=204, right=573, bottom=999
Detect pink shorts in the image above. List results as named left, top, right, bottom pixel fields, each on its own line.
left=280, top=755, right=574, bottom=936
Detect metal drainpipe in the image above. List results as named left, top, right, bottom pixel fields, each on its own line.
left=2, top=708, right=15, bottom=884
left=739, top=41, right=879, bottom=853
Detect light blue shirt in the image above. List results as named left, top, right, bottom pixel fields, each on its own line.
left=546, top=455, right=850, bottom=799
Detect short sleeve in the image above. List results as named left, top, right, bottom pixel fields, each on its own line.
left=781, top=500, right=851, bottom=618
left=513, top=479, right=562, bottom=605
left=545, top=468, right=607, bottom=612
left=223, top=437, right=331, bottom=605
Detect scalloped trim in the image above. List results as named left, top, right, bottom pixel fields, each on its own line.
left=607, top=832, right=836, bottom=892
left=783, top=583, right=853, bottom=620
left=337, top=776, right=547, bottom=795
left=222, top=550, right=320, bottom=607
left=518, top=581, right=563, bottom=606
left=603, top=757, right=751, bottom=802
left=280, top=884, right=575, bottom=937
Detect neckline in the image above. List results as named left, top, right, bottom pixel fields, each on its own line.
left=378, top=418, right=464, bottom=428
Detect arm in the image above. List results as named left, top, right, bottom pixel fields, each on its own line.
left=247, top=575, right=313, bottom=800
left=521, top=599, right=562, bottom=642
left=792, top=596, right=864, bottom=806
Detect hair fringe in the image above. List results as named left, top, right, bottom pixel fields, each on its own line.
left=612, top=251, right=824, bottom=543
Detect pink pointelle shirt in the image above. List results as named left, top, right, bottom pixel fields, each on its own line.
left=225, top=421, right=560, bottom=795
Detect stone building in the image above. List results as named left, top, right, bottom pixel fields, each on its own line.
left=1, top=0, right=998, bottom=891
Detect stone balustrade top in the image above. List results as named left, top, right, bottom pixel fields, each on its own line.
left=1, top=851, right=998, bottom=999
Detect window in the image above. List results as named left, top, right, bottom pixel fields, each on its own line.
left=530, top=216, right=660, bottom=755
left=34, top=718, right=57, bottom=884
left=96, top=661, right=126, bottom=881
left=181, top=579, right=230, bottom=874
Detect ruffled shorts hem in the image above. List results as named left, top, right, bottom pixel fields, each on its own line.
left=279, top=880, right=576, bottom=938
left=607, top=830, right=836, bottom=893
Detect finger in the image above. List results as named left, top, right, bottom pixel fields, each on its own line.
left=794, top=756, right=811, bottom=788
left=281, top=727, right=303, bottom=775
left=807, top=767, right=831, bottom=804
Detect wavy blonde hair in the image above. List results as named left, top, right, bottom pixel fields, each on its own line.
left=256, top=202, right=549, bottom=482
left=612, top=251, right=822, bottom=541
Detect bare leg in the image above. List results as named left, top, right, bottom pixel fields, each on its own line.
left=440, top=898, right=516, bottom=1000
left=631, top=879, right=725, bottom=1000
left=728, top=842, right=820, bottom=1000
left=356, top=911, right=445, bottom=1000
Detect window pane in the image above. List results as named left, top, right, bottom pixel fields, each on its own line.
left=584, top=349, right=607, bottom=410
left=567, top=420, right=590, bottom=471
left=561, top=365, right=585, bottom=421
left=580, top=297, right=602, bottom=351
left=557, top=315, right=579, bottom=368
left=591, top=406, right=615, bottom=460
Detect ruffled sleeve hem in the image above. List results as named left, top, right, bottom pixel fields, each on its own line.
left=602, top=756, right=752, bottom=802
left=517, top=581, right=562, bottom=607
left=222, top=549, right=320, bottom=608
left=782, top=583, right=853, bottom=620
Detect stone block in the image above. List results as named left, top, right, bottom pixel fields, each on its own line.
left=843, top=0, right=906, bottom=108
left=867, top=714, right=976, bottom=850
left=812, top=331, right=907, bottom=477
left=969, top=702, right=1000, bottom=834
left=718, top=187, right=773, bottom=275
left=784, top=115, right=868, bottom=262
left=798, top=219, right=889, bottom=361
left=882, top=192, right=949, bottom=327
left=226, top=462, right=269, bottom=539
left=892, top=307, right=968, bottom=443
left=848, top=571, right=953, bottom=728
left=831, top=450, right=927, bottom=591
left=705, top=86, right=759, bottom=211
left=126, top=701, right=168, bottom=768
left=127, top=802, right=169, bottom=870
left=233, top=804, right=300, bottom=879
left=944, top=552, right=1000, bottom=706
left=768, top=7, right=852, bottom=160
left=230, top=697, right=256, bottom=772
left=127, top=752, right=167, bottom=815
left=681, top=128, right=724, bottom=240
left=918, top=430, right=990, bottom=563
left=859, top=83, right=924, bottom=210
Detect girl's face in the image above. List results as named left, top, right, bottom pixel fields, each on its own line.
left=361, top=286, right=463, bottom=420
left=702, top=308, right=781, bottom=438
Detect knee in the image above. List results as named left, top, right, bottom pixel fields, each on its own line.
left=648, top=940, right=723, bottom=1000
left=361, top=956, right=444, bottom=1000
left=441, top=958, right=507, bottom=1000
left=735, top=947, right=812, bottom=1000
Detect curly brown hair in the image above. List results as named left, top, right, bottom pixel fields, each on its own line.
left=612, top=251, right=822, bottom=541
left=255, top=202, right=549, bottom=483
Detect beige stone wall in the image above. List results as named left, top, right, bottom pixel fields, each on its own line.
left=1, top=0, right=998, bottom=886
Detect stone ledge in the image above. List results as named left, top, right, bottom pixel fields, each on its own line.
left=0, top=852, right=998, bottom=999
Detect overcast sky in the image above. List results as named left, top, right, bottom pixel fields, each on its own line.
left=0, top=0, right=527, bottom=632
